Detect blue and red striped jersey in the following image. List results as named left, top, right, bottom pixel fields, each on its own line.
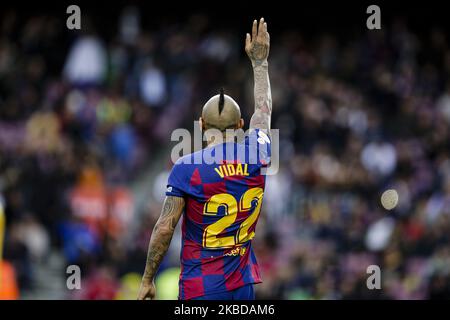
left=165, top=129, right=271, bottom=300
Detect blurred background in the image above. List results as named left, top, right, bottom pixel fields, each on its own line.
left=1, top=1, right=450, bottom=299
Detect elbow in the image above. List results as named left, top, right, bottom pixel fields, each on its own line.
left=153, top=223, right=175, bottom=238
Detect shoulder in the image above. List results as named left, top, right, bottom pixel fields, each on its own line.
left=243, top=128, right=271, bottom=165
left=245, top=128, right=271, bottom=145
left=169, top=150, right=204, bottom=178
left=173, top=149, right=204, bottom=166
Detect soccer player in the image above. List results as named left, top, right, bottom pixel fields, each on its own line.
left=138, top=17, right=272, bottom=300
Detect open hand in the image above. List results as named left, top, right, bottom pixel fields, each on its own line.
left=245, top=18, right=270, bottom=65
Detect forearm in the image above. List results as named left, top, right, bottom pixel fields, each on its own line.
left=253, top=60, right=272, bottom=112
left=142, top=196, right=184, bottom=282
left=250, top=61, right=272, bottom=129
left=142, top=223, right=174, bottom=281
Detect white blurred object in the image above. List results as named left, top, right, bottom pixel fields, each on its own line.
left=365, top=217, right=396, bottom=251
left=424, top=194, right=444, bottom=224
left=347, top=109, right=368, bottom=135
left=63, top=36, right=107, bottom=85
left=381, top=189, right=399, bottom=210
left=140, top=65, right=167, bottom=106
left=153, top=170, right=170, bottom=202
left=265, top=168, right=292, bottom=219
left=336, top=107, right=368, bottom=136
left=317, top=154, right=340, bottom=181
left=19, top=216, right=50, bottom=262
left=200, top=35, right=232, bottom=62
left=361, top=141, right=397, bottom=176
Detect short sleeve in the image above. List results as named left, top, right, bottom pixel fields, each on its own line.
left=245, top=129, right=271, bottom=166
left=165, top=160, right=188, bottom=197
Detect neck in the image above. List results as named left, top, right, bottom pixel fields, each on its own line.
left=206, top=133, right=236, bottom=147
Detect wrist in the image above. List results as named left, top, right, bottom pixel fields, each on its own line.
left=251, top=59, right=268, bottom=68
left=143, top=272, right=154, bottom=283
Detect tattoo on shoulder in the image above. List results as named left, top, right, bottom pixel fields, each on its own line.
left=160, top=196, right=184, bottom=229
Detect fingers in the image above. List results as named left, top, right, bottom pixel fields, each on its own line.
left=245, top=33, right=251, bottom=51
left=258, top=18, right=264, bottom=38
left=251, top=19, right=257, bottom=40
left=263, top=23, right=269, bottom=42
left=249, top=18, right=268, bottom=45
left=256, top=18, right=268, bottom=42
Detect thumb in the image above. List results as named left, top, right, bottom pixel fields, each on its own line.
left=245, top=33, right=251, bottom=50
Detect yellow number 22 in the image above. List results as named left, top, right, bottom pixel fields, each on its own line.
left=202, top=187, right=263, bottom=249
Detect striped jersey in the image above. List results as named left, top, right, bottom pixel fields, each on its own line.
left=165, top=129, right=271, bottom=300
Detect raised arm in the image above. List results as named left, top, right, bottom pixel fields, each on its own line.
left=137, top=196, right=185, bottom=300
left=245, top=18, right=272, bottom=132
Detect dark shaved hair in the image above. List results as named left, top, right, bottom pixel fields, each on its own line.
left=218, top=87, right=225, bottom=115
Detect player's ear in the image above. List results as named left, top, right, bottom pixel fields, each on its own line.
left=199, top=117, right=204, bottom=132
left=238, top=118, right=244, bottom=129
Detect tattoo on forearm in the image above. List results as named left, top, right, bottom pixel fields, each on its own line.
left=250, top=61, right=272, bottom=130
left=143, top=196, right=184, bottom=281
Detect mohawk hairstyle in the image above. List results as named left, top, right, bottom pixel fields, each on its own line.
left=218, top=87, right=225, bottom=115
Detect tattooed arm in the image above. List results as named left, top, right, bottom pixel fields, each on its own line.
left=137, top=196, right=185, bottom=300
left=245, top=18, right=272, bottom=132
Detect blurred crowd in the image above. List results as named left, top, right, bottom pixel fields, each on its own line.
left=1, top=6, right=450, bottom=299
